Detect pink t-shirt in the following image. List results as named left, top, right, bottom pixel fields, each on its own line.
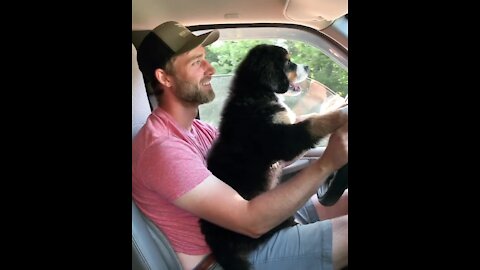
left=132, top=107, right=218, bottom=255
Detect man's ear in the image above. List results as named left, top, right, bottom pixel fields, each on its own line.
left=155, top=68, right=172, bottom=88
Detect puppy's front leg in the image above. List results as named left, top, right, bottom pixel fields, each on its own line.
left=305, top=105, right=348, bottom=139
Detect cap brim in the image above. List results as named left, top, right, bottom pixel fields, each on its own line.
left=175, top=30, right=220, bottom=55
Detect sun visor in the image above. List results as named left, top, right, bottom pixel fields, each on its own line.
left=284, top=0, right=347, bottom=25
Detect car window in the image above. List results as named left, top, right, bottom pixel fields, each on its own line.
left=196, top=26, right=348, bottom=146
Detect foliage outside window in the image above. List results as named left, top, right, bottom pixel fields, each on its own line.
left=200, top=39, right=348, bottom=132
left=206, top=39, right=347, bottom=97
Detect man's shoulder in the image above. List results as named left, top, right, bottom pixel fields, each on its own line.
left=133, top=116, right=184, bottom=152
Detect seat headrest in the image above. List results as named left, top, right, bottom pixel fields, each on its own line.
left=132, top=44, right=152, bottom=139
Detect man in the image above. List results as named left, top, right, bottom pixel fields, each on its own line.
left=132, top=21, right=348, bottom=270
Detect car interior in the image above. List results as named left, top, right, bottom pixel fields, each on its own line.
left=132, top=0, right=347, bottom=269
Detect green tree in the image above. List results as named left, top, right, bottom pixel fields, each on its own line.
left=206, top=40, right=274, bottom=74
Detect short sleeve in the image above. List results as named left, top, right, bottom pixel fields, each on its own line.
left=137, top=138, right=212, bottom=201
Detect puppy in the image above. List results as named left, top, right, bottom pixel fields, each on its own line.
left=200, top=44, right=348, bottom=270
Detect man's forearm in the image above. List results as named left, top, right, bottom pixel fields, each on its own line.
left=246, top=158, right=334, bottom=236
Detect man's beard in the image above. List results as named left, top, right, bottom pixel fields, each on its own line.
left=174, top=78, right=215, bottom=104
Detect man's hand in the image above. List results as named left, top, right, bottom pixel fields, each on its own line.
left=317, top=121, right=348, bottom=172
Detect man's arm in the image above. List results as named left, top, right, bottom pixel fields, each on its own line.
left=175, top=122, right=348, bottom=238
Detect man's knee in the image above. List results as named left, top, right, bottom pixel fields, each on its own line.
left=313, top=189, right=348, bottom=220
left=332, top=214, right=348, bottom=232
left=331, top=215, right=348, bottom=269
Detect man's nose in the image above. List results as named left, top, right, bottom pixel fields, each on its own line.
left=204, top=60, right=216, bottom=75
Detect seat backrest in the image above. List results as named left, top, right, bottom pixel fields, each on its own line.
left=132, top=44, right=153, bottom=139
left=132, top=201, right=182, bottom=270
left=132, top=43, right=183, bottom=270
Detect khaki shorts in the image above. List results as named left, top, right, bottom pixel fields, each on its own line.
left=247, top=199, right=333, bottom=270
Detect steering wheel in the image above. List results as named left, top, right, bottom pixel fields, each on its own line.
left=317, top=164, right=348, bottom=206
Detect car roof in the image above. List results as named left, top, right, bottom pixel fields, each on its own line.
left=132, top=0, right=347, bottom=31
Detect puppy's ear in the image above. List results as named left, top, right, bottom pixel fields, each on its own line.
left=272, top=62, right=290, bottom=94
left=252, top=45, right=290, bottom=93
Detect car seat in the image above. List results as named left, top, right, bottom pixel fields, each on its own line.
left=132, top=43, right=224, bottom=270
left=132, top=43, right=183, bottom=270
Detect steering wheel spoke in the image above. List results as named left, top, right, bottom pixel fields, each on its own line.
left=317, top=164, right=348, bottom=206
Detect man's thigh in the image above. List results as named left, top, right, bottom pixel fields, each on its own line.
left=247, top=220, right=333, bottom=270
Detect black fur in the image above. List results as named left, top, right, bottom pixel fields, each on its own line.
left=199, top=44, right=336, bottom=270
